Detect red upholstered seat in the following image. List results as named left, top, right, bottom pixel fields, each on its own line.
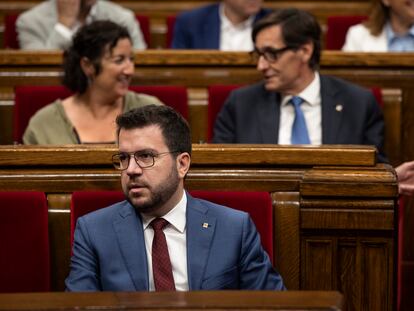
left=13, top=85, right=73, bottom=143
left=166, top=15, right=176, bottom=48
left=0, top=191, right=50, bottom=292
left=129, top=85, right=188, bottom=119
left=207, top=85, right=241, bottom=142
left=4, top=14, right=19, bottom=49
left=70, top=191, right=125, bottom=245
left=326, top=15, right=368, bottom=50
left=71, top=190, right=274, bottom=262
left=189, top=190, right=274, bottom=262
left=13, top=85, right=188, bottom=144
left=135, top=15, right=151, bottom=47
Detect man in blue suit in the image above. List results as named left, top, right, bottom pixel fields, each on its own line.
left=213, top=8, right=387, bottom=163
left=172, top=0, right=270, bottom=50
left=65, top=105, right=285, bottom=291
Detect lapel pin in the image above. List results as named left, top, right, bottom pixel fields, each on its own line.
left=336, top=104, right=343, bottom=112
left=202, top=222, right=209, bottom=228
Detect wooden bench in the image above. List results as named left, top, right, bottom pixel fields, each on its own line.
left=0, top=0, right=372, bottom=48
left=0, top=144, right=397, bottom=311
left=0, top=291, right=344, bottom=311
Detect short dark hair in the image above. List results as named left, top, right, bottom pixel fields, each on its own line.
left=62, top=20, right=131, bottom=94
left=252, top=8, right=321, bottom=69
left=116, top=105, right=192, bottom=156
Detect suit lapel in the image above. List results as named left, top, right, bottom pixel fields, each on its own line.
left=202, top=6, right=220, bottom=49
left=256, top=87, right=280, bottom=143
left=113, top=202, right=149, bottom=290
left=186, top=194, right=216, bottom=290
left=320, top=76, right=343, bottom=144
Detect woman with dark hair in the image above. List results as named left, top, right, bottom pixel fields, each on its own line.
left=342, top=0, right=414, bottom=51
left=23, top=20, right=161, bottom=144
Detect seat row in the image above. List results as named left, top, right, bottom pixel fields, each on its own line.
left=0, top=190, right=273, bottom=293
left=3, top=13, right=367, bottom=50
left=12, top=84, right=383, bottom=145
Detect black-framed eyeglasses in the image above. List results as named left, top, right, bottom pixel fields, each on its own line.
left=250, top=46, right=297, bottom=63
left=112, top=150, right=179, bottom=170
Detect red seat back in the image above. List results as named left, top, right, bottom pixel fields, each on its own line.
left=326, top=15, right=368, bottom=50
left=166, top=15, right=176, bottom=48
left=0, top=191, right=50, bottom=292
left=207, top=85, right=241, bottom=142
left=135, top=15, right=150, bottom=47
left=4, top=14, right=19, bottom=49
left=129, top=85, right=188, bottom=119
left=13, top=85, right=73, bottom=143
left=190, top=190, right=274, bottom=262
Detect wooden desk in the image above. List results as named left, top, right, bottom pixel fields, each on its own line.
left=0, top=291, right=343, bottom=311
left=0, top=144, right=397, bottom=311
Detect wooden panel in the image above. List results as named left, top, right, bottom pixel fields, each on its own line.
left=338, top=239, right=358, bottom=311
left=0, top=291, right=344, bottom=311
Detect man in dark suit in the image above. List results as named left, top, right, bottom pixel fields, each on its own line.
left=65, top=105, right=285, bottom=291
left=213, top=8, right=386, bottom=162
left=172, top=0, right=270, bottom=50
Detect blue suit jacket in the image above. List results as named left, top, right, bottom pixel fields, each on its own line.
left=65, top=193, right=285, bottom=291
left=172, top=4, right=271, bottom=49
left=212, top=75, right=387, bottom=163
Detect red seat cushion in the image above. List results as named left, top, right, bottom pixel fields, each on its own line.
left=207, top=85, right=241, bottom=142
left=135, top=15, right=150, bottom=47
left=13, top=85, right=73, bottom=143
left=190, top=190, right=274, bottom=262
left=0, top=191, right=50, bottom=292
left=326, top=15, right=368, bottom=50
left=4, top=14, right=19, bottom=49
left=166, top=15, right=176, bottom=48
left=129, top=85, right=188, bottom=119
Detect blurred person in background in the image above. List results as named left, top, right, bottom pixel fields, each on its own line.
left=343, top=0, right=414, bottom=51
left=172, top=0, right=270, bottom=50
left=17, top=0, right=146, bottom=50
left=23, top=21, right=161, bottom=145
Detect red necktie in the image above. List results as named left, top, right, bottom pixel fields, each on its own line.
left=150, top=218, right=175, bottom=291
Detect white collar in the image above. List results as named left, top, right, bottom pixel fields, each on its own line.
left=282, top=72, right=320, bottom=107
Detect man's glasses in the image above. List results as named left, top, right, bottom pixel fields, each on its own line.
left=112, top=151, right=178, bottom=170
left=250, top=46, right=297, bottom=63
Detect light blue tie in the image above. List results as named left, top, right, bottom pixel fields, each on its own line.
left=290, top=96, right=310, bottom=144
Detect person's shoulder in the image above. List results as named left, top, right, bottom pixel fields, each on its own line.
left=28, top=100, right=63, bottom=126
left=228, top=82, right=268, bottom=100
left=17, top=0, right=54, bottom=23
left=125, top=91, right=164, bottom=109
left=321, top=74, right=371, bottom=94
left=190, top=196, right=248, bottom=220
left=176, top=3, right=219, bottom=22
left=347, top=23, right=371, bottom=36
left=78, top=200, right=130, bottom=224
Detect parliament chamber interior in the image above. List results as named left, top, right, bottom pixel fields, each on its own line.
left=0, top=0, right=413, bottom=310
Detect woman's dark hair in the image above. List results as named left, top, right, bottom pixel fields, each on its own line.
left=252, top=8, right=321, bottom=70
left=62, top=20, right=131, bottom=94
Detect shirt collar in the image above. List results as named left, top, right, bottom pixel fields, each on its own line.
left=219, top=3, right=255, bottom=31
left=385, top=22, right=414, bottom=41
left=141, top=191, right=187, bottom=233
left=281, top=72, right=320, bottom=107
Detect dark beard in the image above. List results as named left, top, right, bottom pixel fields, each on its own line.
left=126, top=166, right=180, bottom=215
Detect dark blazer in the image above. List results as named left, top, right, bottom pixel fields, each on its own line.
left=65, top=193, right=285, bottom=291
left=213, top=75, right=387, bottom=162
left=172, top=3, right=271, bottom=49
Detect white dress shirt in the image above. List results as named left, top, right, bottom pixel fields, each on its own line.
left=141, top=192, right=188, bottom=291
left=278, top=72, right=322, bottom=145
left=219, top=3, right=255, bottom=51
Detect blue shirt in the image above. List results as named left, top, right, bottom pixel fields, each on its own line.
left=386, top=23, right=414, bottom=51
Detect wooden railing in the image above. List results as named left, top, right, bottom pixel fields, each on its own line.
left=0, top=291, right=344, bottom=311
left=0, top=144, right=397, bottom=311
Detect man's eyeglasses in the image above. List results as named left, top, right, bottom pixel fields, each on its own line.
left=250, top=46, right=297, bottom=63
left=112, top=151, right=178, bottom=170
